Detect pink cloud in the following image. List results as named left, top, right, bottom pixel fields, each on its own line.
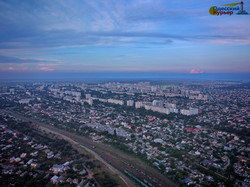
left=189, top=69, right=203, bottom=74
left=7, top=67, right=14, bottom=71
left=39, top=67, right=54, bottom=71
left=38, top=63, right=60, bottom=67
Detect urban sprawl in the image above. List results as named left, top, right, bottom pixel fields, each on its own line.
left=0, top=81, right=249, bottom=187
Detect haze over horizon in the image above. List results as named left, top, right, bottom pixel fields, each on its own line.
left=0, top=0, right=250, bottom=80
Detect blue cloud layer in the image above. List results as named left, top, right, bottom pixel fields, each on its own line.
left=0, top=0, right=249, bottom=73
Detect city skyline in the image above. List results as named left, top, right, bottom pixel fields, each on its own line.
left=0, top=0, right=250, bottom=79
left=1, top=80, right=249, bottom=186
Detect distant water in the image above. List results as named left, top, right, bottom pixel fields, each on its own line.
left=0, top=72, right=250, bottom=82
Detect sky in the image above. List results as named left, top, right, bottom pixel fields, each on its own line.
left=0, top=0, right=250, bottom=80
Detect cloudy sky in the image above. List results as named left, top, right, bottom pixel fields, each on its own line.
left=0, top=0, right=250, bottom=77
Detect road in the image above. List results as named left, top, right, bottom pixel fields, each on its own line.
left=38, top=124, right=133, bottom=187
left=2, top=109, right=177, bottom=187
